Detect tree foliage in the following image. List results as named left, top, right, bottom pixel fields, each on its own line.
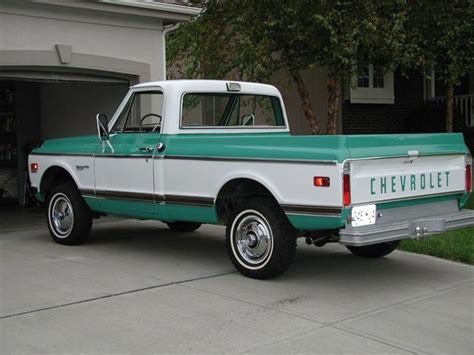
left=168, top=0, right=473, bottom=134
left=405, top=0, right=474, bottom=132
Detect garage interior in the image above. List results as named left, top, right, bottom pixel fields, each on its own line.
left=0, top=73, right=130, bottom=207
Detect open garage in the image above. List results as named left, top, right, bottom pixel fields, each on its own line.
left=0, top=0, right=200, bottom=206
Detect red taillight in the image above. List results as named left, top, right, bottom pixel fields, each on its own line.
left=314, top=176, right=330, bottom=187
left=467, top=164, right=472, bottom=192
left=30, top=163, right=39, bottom=173
left=343, top=173, right=351, bottom=206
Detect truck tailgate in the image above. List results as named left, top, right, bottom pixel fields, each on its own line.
left=350, top=154, right=466, bottom=205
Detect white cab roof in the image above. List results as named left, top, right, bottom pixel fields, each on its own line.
left=119, top=80, right=289, bottom=134
left=132, top=80, right=282, bottom=97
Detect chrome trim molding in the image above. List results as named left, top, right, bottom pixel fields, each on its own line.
left=29, top=152, right=337, bottom=165
left=165, top=195, right=214, bottom=207
left=80, top=189, right=213, bottom=207
left=95, top=154, right=154, bottom=159
left=30, top=152, right=94, bottom=157
left=359, top=191, right=465, bottom=207
left=341, top=152, right=467, bottom=167
left=95, top=190, right=155, bottom=202
left=157, top=155, right=338, bottom=165
left=281, top=204, right=342, bottom=216
left=79, top=188, right=95, bottom=197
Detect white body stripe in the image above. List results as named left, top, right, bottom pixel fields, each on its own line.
left=95, top=157, right=154, bottom=197
left=161, top=158, right=343, bottom=207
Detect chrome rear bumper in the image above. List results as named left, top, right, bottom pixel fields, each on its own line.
left=339, top=200, right=474, bottom=246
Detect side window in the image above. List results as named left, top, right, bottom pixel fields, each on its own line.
left=112, top=91, right=163, bottom=133
left=181, top=93, right=285, bottom=128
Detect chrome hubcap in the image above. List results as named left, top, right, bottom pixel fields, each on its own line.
left=51, top=195, right=74, bottom=236
left=235, top=214, right=272, bottom=264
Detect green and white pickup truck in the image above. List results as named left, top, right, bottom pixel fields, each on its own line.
left=29, top=80, right=473, bottom=279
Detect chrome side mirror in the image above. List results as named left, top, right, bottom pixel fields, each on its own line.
left=96, top=113, right=109, bottom=141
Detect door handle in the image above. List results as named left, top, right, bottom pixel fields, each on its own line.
left=138, top=146, right=154, bottom=153
left=156, top=143, right=166, bottom=153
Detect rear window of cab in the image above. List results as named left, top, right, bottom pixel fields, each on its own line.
left=181, top=93, right=286, bottom=128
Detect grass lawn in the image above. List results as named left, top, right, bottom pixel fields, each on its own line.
left=398, top=194, right=474, bottom=264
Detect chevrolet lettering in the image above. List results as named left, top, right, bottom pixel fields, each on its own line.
left=28, top=80, right=474, bottom=279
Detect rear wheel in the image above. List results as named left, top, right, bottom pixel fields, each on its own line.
left=346, top=240, right=400, bottom=258
left=226, top=197, right=297, bottom=279
left=47, top=182, right=92, bottom=245
left=166, top=221, right=201, bottom=232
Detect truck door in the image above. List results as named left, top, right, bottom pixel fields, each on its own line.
left=94, top=90, right=165, bottom=218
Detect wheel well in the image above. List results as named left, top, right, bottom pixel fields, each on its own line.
left=215, top=178, right=280, bottom=224
left=40, top=166, right=76, bottom=200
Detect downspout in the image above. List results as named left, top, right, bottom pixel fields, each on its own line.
left=162, top=23, right=180, bottom=80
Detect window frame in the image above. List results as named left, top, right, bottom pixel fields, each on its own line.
left=110, top=90, right=164, bottom=134
left=350, top=64, right=395, bottom=104
left=179, top=92, right=287, bottom=130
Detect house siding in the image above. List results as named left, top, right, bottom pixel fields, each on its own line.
left=342, top=73, right=424, bottom=134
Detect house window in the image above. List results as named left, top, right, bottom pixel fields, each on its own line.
left=373, top=66, right=385, bottom=88
left=357, top=65, right=369, bottom=88
left=350, top=64, right=394, bottom=104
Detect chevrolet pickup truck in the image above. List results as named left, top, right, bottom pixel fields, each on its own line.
left=29, top=80, right=473, bottom=279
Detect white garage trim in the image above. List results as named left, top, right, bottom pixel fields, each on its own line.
left=0, top=50, right=151, bottom=84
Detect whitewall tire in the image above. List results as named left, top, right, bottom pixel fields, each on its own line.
left=226, top=197, right=297, bottom=279
left=47, top=182, right=92, bottom=245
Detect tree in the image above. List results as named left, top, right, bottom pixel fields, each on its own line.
left=405, top=0, right=474, bottom=132
left=167, top=1, right=411, bottom=134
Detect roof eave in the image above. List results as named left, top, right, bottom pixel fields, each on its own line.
left=99, top=0, right=202, bottom=17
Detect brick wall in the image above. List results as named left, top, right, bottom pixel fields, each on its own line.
left=342, top=73, right=424, bottom=134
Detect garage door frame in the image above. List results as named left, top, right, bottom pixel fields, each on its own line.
left=0, top=49, right=151, bottom=85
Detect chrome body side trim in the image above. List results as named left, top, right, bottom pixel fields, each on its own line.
left=30, top=152, right=94, bottom=157
left=80, top=189, right=212, bottom=207
left=95, top=154, right=154, bottom=159
left=156, top=155, right=338, bottom=165
left=281, top=204, right=342, bottom=216
left=165, top=195, right=214, bottom=207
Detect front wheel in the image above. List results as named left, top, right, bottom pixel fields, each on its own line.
left=47, top=182, right=92, bottom=245
left=226, top=197, right=297, bottom=279
left=346, top=240, right=400, bottom=258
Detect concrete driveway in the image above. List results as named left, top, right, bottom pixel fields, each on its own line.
left=1, top=215, right=473, bottom=354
